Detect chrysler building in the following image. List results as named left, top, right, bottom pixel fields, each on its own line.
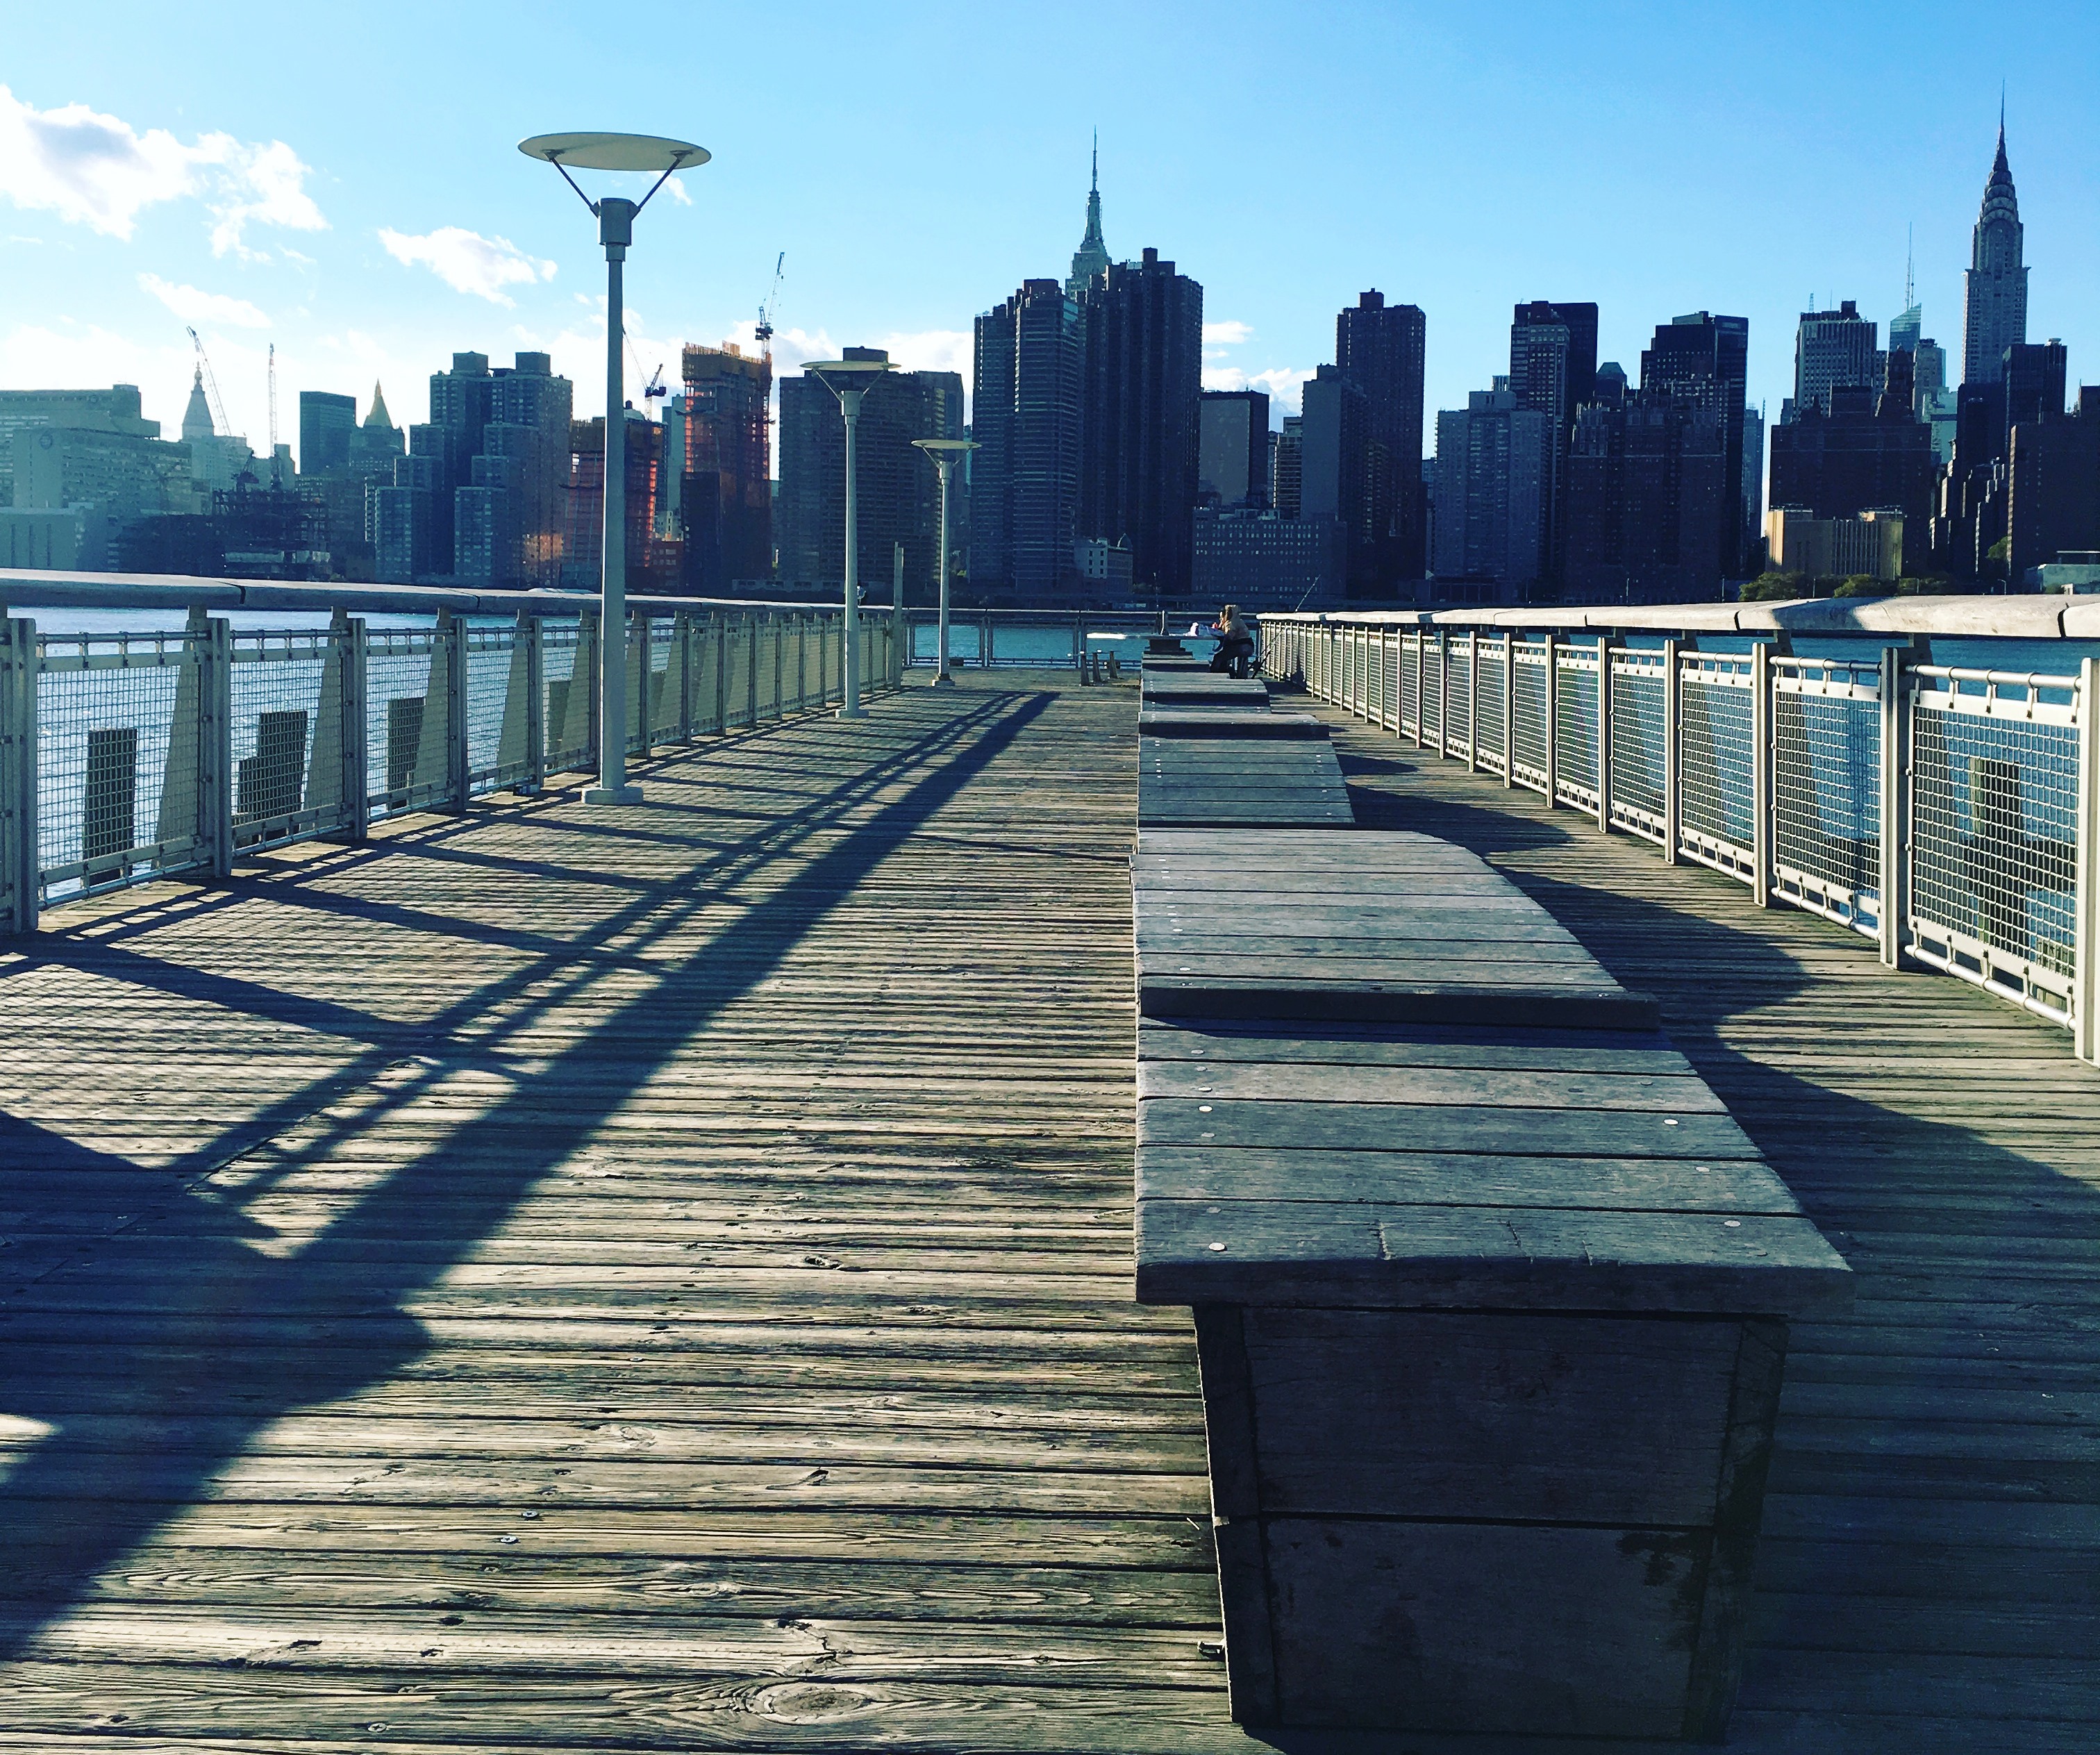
left=1962, top=117, right=2028, bottom=385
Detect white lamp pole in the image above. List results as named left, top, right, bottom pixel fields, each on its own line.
left=912, top=438, right=977, bottom=687
left=806, top=355, right=894, bottom=720
left=519, top=130, right=708, bottom=802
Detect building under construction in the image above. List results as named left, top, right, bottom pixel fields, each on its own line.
left=671, top=342, right=772, bottom=592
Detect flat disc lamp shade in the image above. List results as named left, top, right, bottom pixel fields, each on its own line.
left=518, top=133, right=709, bottom=171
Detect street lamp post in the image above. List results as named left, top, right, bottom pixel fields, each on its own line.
left=519, top=131, right=708, bottom=802
left=911, top=438, right=977, bottom=686
left=803, top=354, right=894, bottom=720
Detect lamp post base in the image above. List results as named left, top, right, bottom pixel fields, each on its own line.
left=931, top=670, right=956, bottom=688
left=583, top=784, right=644, bottom=805
left=837, top=706, right=868, bottom=720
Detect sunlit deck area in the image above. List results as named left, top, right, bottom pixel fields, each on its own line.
left=1, top=670, right=2095, bottom=1752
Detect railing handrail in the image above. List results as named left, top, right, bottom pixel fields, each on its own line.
left=0, top=566, right=857, bottom=620
left=1260, top=594, right=2100, bottom=641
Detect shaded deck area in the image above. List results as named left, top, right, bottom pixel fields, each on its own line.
left=0, top=672, right=2093, bottom=1752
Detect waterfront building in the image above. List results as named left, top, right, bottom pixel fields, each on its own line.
left=1743, top=404, right=1766, bottom=557
left=1508, top=300, right=1597, bottom=585
left=457, top=352, right=572, bottom=586
left=1273, top=417, right=1303, bottom=519
left=1192, top=506, right=1343, bottom=608
left=1790, top=302, right=1880, bottom=420
left=1769, top=385, right=1935, bottom=528
left=1199, top=389, right=1269, bottom=508
left=973, top=280, right=1085, bottom=599
left=1073, top=535, right=1133, bottom=595
left=1962, top=122, right=2028, bottom=387
left=2008, top=388, right=2100, bottom=581
left=1079, top=247, right=1203, bottom=601
left=1431, top=388, right=1551, bottom=597
left=1335, top=290, right=1427, bottom=579
left=1562, top=392, right=1728, bottom=603
left=778, top=349, right=957, bottom=599
left=672, top=342, right=772, bottom=591
left=299, top=392, right=358, bottom=478
left=1764, top=506, right=1906, bottom=581
left=1299, top=365, right=1370, bottom=590
left=1639, top=312, right=1751, bottom=576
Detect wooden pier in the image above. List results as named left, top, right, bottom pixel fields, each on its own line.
left=1, top=672, right=2095, bottom=1751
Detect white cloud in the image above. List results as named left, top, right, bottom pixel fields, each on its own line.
left=876, top=328, right=972, bottom=378
left=379, top=226, right=556, bottom=306
left=1203, top=319, right=1253, bottom=347
left=665, top=178, right=693, bottom=206
left=0, top=84, right=324, bottom=256
left=140, top=272, right=269, bottom=329
left=1203, top=365, right=1317, bottom=413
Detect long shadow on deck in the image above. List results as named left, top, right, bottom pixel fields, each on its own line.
left=0, top=686, right=1057, bottom=1658
left=1336, top=735, right=2100, bottom=1740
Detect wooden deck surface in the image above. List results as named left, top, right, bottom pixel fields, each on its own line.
left=1, top=669, right=2094, bottom=1752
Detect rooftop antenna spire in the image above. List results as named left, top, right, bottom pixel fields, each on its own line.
left=1905, top=222, right=1915, bottom=311
left=1092, top=128, right=1098, bottom=192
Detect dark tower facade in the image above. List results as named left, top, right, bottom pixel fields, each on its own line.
left=1080, top=247, right=1203, bottom=601
left=1335, top=290, right=1427, bottom=581
left=974, top=278, right=1086, bottom=598
left=1640, top=313, right=1750, bottom=576
left=1962, top=122, right=2028, bottom=387
left=1066, top=135, right=1110, bottom=297
left=1508, top=301, right=1599, bottom=585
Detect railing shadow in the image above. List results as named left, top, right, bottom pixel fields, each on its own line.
left=0, top=685, right=1053, bottom=1659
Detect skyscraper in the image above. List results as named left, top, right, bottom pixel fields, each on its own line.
left=1335, top=290, right=1427, bottom=580
left=673, top=342, right=772, bottom=590
left=1562, top=392, right=1728, bottom=604
left=298, top=392, right=357, bottom=477
left=974, top=278, right=1085, bottom=597
left=1962, top=121, right=2028, bottom=387
left=1079, top=247, right=1203, bottom=600
left=1199, top=390, right=1269, bottom=508
left=1431, top=388, right=1551, bottom=597
left=778, top=349, right=956, bottom=597
left=1640, top=313, right=1750, bottom=576
left=1508, top=301, right=1598, bottom=583
left=1298, top=365, right=1369, bottom=590
left=1791, top=302, right=1879, bottom=418
left=1067, top=135, right=1110, bottom=297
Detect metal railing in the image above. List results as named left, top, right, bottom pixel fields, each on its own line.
left=1264, top=614, right=2100, bottom=1061
left=1, top=579, right=900, bottom=933
left=902, top=608, right=1180, bottom=670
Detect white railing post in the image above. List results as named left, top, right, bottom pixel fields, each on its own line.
left=0, top=615, right=36, bottom=935
left=1596, top=636, right=1613, bottom=833
left=746, top=610, right=760, bottom=726
left=1437, top=631, right=1450, bottom=756
left=1412, top=633, right=1425, bottom=749
left=1543, top=631, right=1559, bottom=808
left=1663, top=638, right=1682, bottom=864
left=446, top=610, right=471, bottom=810
left=1878, top=644, right=1906, bottom=969
left=2075, top=656, right=2098, bottom=1062
left=1467, top=633, right=1480, bottom=773
left=1502, top=633, right=1517, bottom=790
left=1751, top=640, right=1773, bottom=906
left=774, top=612, right=787, bottom=718
left=199, top=610, right=233, bottom=878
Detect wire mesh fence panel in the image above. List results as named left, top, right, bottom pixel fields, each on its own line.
left=364, top=627, right=449, bottom=820
left=230, top=629, right=350, bottom=851
left=1678, top=654, right=1757, bottom=882
left=1368, top=633, right=1386, bottom=726
left=1908, top=666, right=2081, bottom=1024
left=1448, top=636, right=1474, bottom=760
left=728, top=618, right=755, bottom=725
left=759, top=617, right=781, bottom=719
left=1607, top=649, right=1668, bottom=845
left=1772, top=660, right=1882, bottom=936
left=1555, top=644, right=1600, bottom=810
left=461, top=622, right=519, bottom=795
left=1397, top=634, right=1419, bottom=735
left=542, top=622, right=594, bottom=774
left=35, top=631, right=205, bottom=902
left=1476, top=638, right=1508, bottom=774
left=649, top=621, right=681, bottom=740
left=1511, top=642, right=1550, bottom=793
left=1421, top=639, right=1444, bottom=751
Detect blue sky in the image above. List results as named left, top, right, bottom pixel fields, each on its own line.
left=4, top=0, right=2094, bottom=469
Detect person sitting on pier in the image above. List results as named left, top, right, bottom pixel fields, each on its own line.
left=1208, top=604, right=1257, bottom=678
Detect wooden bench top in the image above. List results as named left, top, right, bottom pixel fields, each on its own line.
left=1138, top=709, right=1329, bottom=739
left=1138, top=744, right=1353, bottom=831
left=1132, top=1013, right=1852, bottom=1318
left=1140, top=676, right=1272, bottom=708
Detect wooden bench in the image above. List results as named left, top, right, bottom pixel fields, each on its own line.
left=1140, top=674, right=1273, bottom=711
left=1130, top=828, right=1852, bottom=1740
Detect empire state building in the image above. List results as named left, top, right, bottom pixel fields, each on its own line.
left=1961, top=121, right=2028, bottom=385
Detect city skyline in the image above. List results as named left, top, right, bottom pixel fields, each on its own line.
left=3, top=2, right=2092, bottom=471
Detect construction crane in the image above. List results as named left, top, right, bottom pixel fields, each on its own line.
left=267, top=342, right=282, bottom=490
left=642, top=362, right=667, bottom=405
left=755, top=251, right=784, bottom=361
left=185, top=326, right=231, bottom=438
